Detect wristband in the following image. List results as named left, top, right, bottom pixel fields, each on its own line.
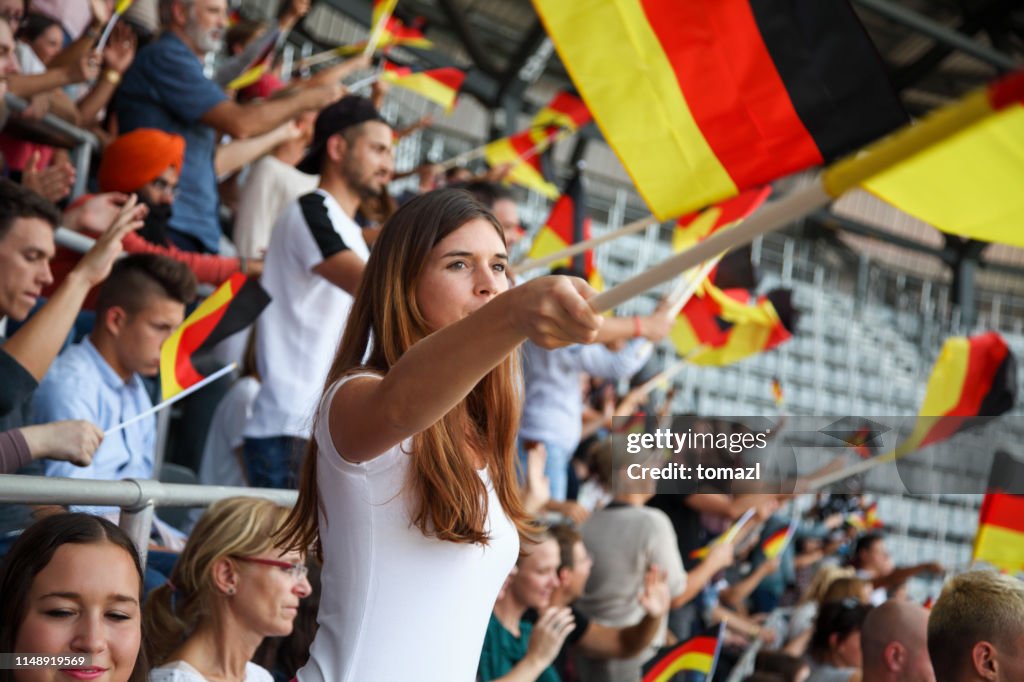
left=633, top=316, right=643, bottom=338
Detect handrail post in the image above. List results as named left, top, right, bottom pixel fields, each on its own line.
left=120, top=499, right=155, bottom=569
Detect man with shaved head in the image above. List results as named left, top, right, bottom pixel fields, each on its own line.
left=928, top=570, right=1024, bottom=682
left=861, top=600, right=935, bottom=682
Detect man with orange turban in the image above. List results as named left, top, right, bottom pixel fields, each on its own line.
left=46, top=129, right=259, bottom=308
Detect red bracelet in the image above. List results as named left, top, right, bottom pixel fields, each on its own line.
left=633, top=316, right=643, bottom=338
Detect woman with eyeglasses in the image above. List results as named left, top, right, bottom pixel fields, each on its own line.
left=144, top=497, right=312, bottom=682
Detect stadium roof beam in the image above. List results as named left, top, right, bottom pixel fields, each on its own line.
left=889, top=0, right=1022, bottom=90
left=853, top=0, right=1021, bottom=73
left=435, top=0, right=503, bottom=78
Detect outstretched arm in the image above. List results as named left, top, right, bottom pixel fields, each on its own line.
left=329, top=276, right=602, bottom=463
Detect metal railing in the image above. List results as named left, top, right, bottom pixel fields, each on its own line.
left=3, top=93, right=99, bottom=200
left=0, top=474, right=296, bottom=566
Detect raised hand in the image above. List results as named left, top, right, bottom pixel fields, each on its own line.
left=523, top=607, right=576, bottom=670
left=21, top=151, right=75, bottom=203
left=638, top=564, right=671, bottom=618
left=71, top=194, right=146, bottom=287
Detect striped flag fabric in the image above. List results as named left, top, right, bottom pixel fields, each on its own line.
left=761, top=521, right=797, bottom=560
left=690, top=509, right=755, bottom=560
left=889, top=332, right=1016, bottom=458
left=771, top=378, right=784, bottom=406
left=642, top=627, right=723, bottom=681
left=973, top=451, right=1024, bottom=573
left=671, top=285, right=796, bottom=366
left=371, top=0, right=432, bottom=49
left=973, top=493, right=1024, bottom=573
left=160, top=274, right=270, bottom=399
left=483, top=127, right=560, bottom=199
left=532, top=0, right=908, bottom=220
left=380, top=62, right=466, bottom=112
left=526, top=170, right=603, bottom=290
left=672, top=187, right=771, bottom=254
left=531, top=91, right=592, bottom=133
left=864, top=77, right=1024, bottom=248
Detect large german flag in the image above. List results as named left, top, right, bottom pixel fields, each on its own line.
left=160, top=274, right=270, bottom=399
left=483, top=126, right=560, bottom=199
left=531, top=91, right=592, bottom=133
left=890, top=332, right=1016, bottom=458
left=380, top=61, right=466, bottom=112
left=532, top=0, right=907, bottom=220
left=864, top=73, right=1024, bottom=248
left=671, top=284, right=796, bottom=365
left=526, top=170, right=603, bottom=290
left=642, top=632, right=721, bottom=682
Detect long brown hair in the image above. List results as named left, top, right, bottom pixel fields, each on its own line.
left=277, top=189, right=531, bottom=558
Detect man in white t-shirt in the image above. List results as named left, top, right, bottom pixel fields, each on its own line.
left=243, top=96, right=394, bottom=489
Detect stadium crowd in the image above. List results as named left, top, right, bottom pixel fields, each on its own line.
left=0, top=1, right=1022, bottom=681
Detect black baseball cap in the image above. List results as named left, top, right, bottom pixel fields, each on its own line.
left=296, top=95, right=386, bottom=175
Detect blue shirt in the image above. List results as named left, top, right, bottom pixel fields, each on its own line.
left=519, top=339, right=652, bottom=452
left=114, top=32, right=228, bottom=252
left=33, top=338, right=155, bottom=502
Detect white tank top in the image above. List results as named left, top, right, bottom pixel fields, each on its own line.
left=298, top=374, right=520, bottom=682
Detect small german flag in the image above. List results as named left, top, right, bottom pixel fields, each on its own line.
left=671, top=285, right=796, bottom=366
left=531, top=91, right=591, bottom=133
left=371, top=0, right=432, bottom=50
left=160, top=274, right=270, bottom=399
left=973, top=493, right=1024, bottom=573
left=973, top=451, right=1024, bottom=573
left=533, top=0, right=907, bottom=220
left=771, top=378, right=784, bottom=406
left=483, top=126, right=560, bottom=199
left=526, top=170, right=603, bottom=290
left=380, top=61, right=466, bottom=112
left=642, top=628, right=722, bottom=681
left=761, top=522, right=796, bottom=560
left=227, top=36, right=278, bottom=91
left=889, top=332, right=1015, bottom=458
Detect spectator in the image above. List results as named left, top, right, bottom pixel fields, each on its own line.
left=232, top=110, right=319, bottom=260
left=114, top=0, right=343, bottom=253
left=480, top=530, right=577, bottom=681
left=546, top=523, right=672, bottom=676
left=572, top=441, right=690, bottom=682
left=32, top=254, right=196, bottom=517
left=861, top=600, right=935, bottom=682
left=0, top=14, right=17, bottom=101
left=928, top=570, right=1024, bottom=682
left=275, top=189, right=602, bottom=680
left=851, top=532, right=942, bottom=605
left=0, top=420, right=101, bottom=473
left=242, top=95, right=392, bottom=489
left=145, top=497, right=312, bottom=681
left=806, top=599, right=871, bottom=682
left=0, top=179, right=142, bottom=434
left=0, top=512, right=147, bottom=682
left=783, top=565, right=855, bottom=657
left=47, top=129, right=253, bottom=310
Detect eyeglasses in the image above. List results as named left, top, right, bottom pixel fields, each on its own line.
left=148, top=177, right=179, bottom=199
left=232, top=556, right=309, bottom=581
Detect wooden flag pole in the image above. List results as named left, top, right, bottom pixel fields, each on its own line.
left=104, top=364, right=236, bottom=436
left=511, top=215, right=659, bottom=275
left=663, top=257, right=722, bottom=318
left=588, top=72, right=1024, bottom=315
